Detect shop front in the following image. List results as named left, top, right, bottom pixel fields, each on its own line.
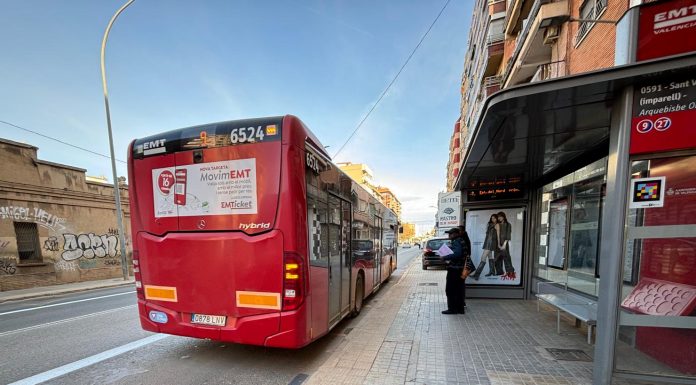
left=454, top=27, right=696, bottom=385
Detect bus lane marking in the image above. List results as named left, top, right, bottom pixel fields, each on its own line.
left=7, top=334, right=169, bottom=385
left=0, top=291, right=135, bottom=316
left=0, top=305, right=136, bottom=337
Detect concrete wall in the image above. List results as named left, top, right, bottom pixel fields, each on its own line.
left=0, top=138, right=131, bottom=291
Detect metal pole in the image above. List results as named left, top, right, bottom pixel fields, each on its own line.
left=592, top=86, right=633, bottom=385
left=100, top=0, right=134, bottom=281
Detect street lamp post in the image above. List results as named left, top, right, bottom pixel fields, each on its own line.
left=100, top=0, right=134, bottom=280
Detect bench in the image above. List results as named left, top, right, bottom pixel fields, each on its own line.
left=536, top=281, right=598, bottom=344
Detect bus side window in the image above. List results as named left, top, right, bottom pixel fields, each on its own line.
left=307, top=196, right=329, bottom=265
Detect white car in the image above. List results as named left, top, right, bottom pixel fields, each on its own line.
left=402, top=243, right=412, bottom=248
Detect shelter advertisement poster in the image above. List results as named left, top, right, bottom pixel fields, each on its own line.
left=465, top=207, right=524, bottom=286
left=152, top=159, right=258, bottom=218
left=437, top=192, right=461, bottom=229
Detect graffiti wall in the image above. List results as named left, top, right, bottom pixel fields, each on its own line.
left=0, top=202, right=130, bottom=289
left=0, top=138, right=133, bottom=291
left=61, top=233, right=119, bottom=260
left=0, top=206, right=67, bottom=232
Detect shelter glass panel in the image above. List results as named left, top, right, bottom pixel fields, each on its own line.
left=614, top=154, right=696, bottom=381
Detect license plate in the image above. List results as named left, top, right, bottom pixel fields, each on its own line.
left=191, top=313, right=227, bottom=326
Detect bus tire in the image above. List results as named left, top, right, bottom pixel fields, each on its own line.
left=351, top=274, right=364, bottom=317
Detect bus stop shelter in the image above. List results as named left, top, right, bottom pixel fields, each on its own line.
left=455, top=51, right=696, bottom=384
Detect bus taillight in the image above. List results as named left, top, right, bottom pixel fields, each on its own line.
left=282, top=252, right=305, bottom=311
left=133, top=250, right=144, bottom=300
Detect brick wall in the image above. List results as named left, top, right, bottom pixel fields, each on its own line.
left=0, top=273, right=57, bottom=291
left=567, top=0, right=630, bottom=75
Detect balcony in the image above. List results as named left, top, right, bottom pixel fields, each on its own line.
left=484, top=32, right=505, bottom=77
left=503, top=0, right=569, bottom=87
left=489, top=0, right=507, bottom=15
left=530, top=60, right=566, bottom=82
left=484, top=76, right=502, bottom=95
left=505, top=0, right=535, bottom=35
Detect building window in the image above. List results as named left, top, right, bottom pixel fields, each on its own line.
left=576, top=0, right=607, bottom=45
left=14, top=222, right=42, bottom=262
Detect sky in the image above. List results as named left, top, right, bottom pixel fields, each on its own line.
left=0, top=0, right=472, bottom=232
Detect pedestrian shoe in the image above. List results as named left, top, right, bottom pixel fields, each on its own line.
left=459, top=309, right=466, bottom=314
left=441, top=309, right=459, bottom=315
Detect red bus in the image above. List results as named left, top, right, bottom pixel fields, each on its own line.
left=127, top=115, right=398, bottom=348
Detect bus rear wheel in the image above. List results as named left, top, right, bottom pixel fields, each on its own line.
left=351, top=274, right=364, bottom=317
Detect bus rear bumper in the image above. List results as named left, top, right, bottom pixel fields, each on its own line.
left=263, top=308, right=311, bottom=348
left=138, top=301, right=310, bottom=348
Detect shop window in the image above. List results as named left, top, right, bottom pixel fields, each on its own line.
left=14, top=222, right=42, bottom=262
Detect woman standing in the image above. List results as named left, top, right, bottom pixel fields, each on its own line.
left=471, top=215, right=498, bottom=279
left=495, top=212, right=516, bottom=279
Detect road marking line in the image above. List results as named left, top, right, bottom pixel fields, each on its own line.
left=0, top=305, right=136, bottom=337
left=0, top=291, right=135, bottom=316
left=8, top=334, right=169, bottom=385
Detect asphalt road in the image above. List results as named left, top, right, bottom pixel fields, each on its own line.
left=0, top=247, right=421, bottom=385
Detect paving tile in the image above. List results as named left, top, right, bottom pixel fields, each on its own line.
left=305, top=258, right=613, bottom=385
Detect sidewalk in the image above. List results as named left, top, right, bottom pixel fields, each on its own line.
left=0, top=277, right=134, bottom=303
left=306, top=259, right=602, bottom=385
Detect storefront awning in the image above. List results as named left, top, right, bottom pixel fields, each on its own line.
left=455, top=53, right=696, bottom=192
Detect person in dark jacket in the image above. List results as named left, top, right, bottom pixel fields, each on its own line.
left=440, top=227, right=470, bottom=314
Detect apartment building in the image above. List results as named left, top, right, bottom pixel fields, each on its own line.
left=447, top=0, right=633, bottom=190
left=337, top=162, right=403, bottom=219
left=375, top=186, right=402, bottom=219
left=445, top=120, right=462, bottom=191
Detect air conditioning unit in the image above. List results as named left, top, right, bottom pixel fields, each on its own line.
left=543, top=25, right=560, bottom=45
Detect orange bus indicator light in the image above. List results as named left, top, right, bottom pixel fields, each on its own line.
left=144, top=285, right=178, bottom=302
left=236, top=291, right=280, bottom=310
left=285, top=272, right=299, bottom=280
left=199, top=131, right=208, bottom=146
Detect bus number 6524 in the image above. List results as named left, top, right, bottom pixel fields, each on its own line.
left=230, top=126, right=265, bottom=144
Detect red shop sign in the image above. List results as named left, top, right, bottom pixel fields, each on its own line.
left=630, top=72, right=696, bottom=155
left=636, top=0, right=696, bottom=62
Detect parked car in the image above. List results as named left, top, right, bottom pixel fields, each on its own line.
left=422, top=237, right=449, bottom=270
left=402, top=243, right=412, bottom=249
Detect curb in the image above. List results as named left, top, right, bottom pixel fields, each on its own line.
left=0, top=281, right=135, bottom=304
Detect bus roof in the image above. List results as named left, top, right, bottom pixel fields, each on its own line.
left=130, top=115, right=329, bottom=160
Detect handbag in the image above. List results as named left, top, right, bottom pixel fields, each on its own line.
left=461, top=256, right=476, bottom=279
